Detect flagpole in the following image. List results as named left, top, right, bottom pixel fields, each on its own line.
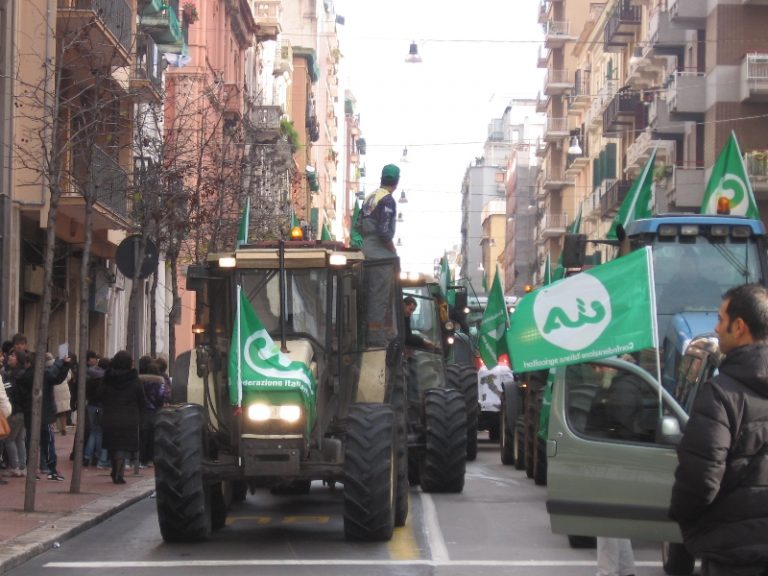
left=236, top=284, right=242, bottom=407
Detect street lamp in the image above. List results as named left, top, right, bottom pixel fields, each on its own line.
left=398, top=190, right=408, bottom=203
left=405, top=41, right=422, bottom=63
left=568, top=136, right=583, bottom=156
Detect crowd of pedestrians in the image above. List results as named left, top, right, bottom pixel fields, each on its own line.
left=0, top=335, right=171, bottom=485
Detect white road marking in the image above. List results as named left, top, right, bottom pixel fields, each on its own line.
left=43, top=560, right=664, bottom=568
left=419, top=492, right=450, bottom=563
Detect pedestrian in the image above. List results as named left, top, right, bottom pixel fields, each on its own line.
left=49, top=352, right=72, bottom=435
left=357, top=163, right=400, bottom=345
left=100, top=350, right=144, bottom=484
left=82, top=351, right=106, bottom=467
left=0, top=367, right=11, bottom=485
left=670, top=283, right=768, bottom=575
left=137, top=355, right=166, bottom=467
left=596, top=538, right=636, bottom=576
left=155, top=356, right=172, bottom=405
left=2, top=349, right=27, bottom=477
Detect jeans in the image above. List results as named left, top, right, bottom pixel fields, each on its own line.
left=4, top=413, right=27, bottom=470
left=596, top=537, right=635, bottom=576
left=40, top=423, right=58, bottom=474
left=83, top=405, right=103, bottom=462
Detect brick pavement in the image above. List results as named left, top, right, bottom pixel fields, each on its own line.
left=0, top=424, right=155, bottom=573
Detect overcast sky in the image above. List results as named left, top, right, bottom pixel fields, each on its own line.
left=335, top=0, right=544, bottom=273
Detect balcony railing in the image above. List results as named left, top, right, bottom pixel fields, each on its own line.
left=541, top=212, right=568, bottom=238
left=668, top=71, right=706, bottom=118
left=253, top=0, right=282, bottom=41
left=544, top=68, right=572, bottom=95
left=132, top=33, right=162, bottom=97
left=648, top=9, right=686, bottom=56
left=544, top=117, right=569, bottom=141
left=140, top=1, right=184, bottom=53
left=90, top=146, right=128, bottom=218
left=745, top=151, right=768, bottom=191
left=249, top=105, right=282, bottom=142
left=603, top=88, right=641, bottom=137
left=741, top=53, right=768, bottom=102
left=600, top=179, right=631, bottom=217
left=604, top=0, right=641, bottom=52
left=626, top=129, right=675, bottom=172
left=58, top=0, right=132, bottom=62
left=544, top=21, right=572, bottom=47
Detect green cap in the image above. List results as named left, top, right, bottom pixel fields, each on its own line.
left=381, top=164, right=400, bottom=184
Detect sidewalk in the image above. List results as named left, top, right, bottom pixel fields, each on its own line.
left=0, top=425, right=155, bottom=574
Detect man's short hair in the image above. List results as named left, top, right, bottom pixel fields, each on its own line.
left=403, top=295, right=417, bottom=308
left=11, top=333, right=27, bottom=346
left=723, top=283, right=768, bottom=341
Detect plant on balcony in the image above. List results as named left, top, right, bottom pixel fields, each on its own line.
left=280, top=118, right=300, bottom=153
left=182, top=2, right=199, bottom=24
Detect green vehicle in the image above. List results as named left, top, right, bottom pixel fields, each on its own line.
left=157, top=240, right=409, bottom=542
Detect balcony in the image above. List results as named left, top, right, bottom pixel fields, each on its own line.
left=741, top=53, right=768, bottom=102
left=274, top=39, right=293, bottom=76
left=669, top=167, right=705, bottom=209
left=603, top=88, right=640, bottom=137
left=604, top=1, right=641, bottom=53
left=744, top=151, right=768, bottom=193
left=61, top=145, right=129, bottom=227
left=254, top=0, right=282, bottom=41
left=668, top=71, right=707, bottom=119
left=543, top=166, right=572, bottom=190
left=536, top=91, right=550, bottom=113
left=544, top=117, right=569, bottom=142
left=541, top=212, right=568, bottom=238
left=585, top=80, right=618, bottom=129
left=648, top=97, right=686, bottom=135
left=140, top=1, right=184, bottom=54
left=131, top=33, right=163, bottom=102
left=544, top=21, right=576, bottom=49
left=584, top=186, right=603, bottom=222
left=626, top=129, right=675, bottom=174
left=249, top=105, right=282, bottom=142
left=57, top=0, right=132, bottom=66
left=544, top=68, right=572, bottom=96
left=668, top=0, right=707, bottom=28
left=647, top=10, right=687, bottom=57
left=538, top=0, right=552, bottom=24
left=569, top=69, right=591, bottom=112
left=537, top=46, right=550, bottom=69
left=222, top=84, right=242, bottom=118
left=600, top=179, right=631, bottom=217
left=535, top=138, right=547, bottom=158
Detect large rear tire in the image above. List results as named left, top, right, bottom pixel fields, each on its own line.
left=419, top=388, right=467, bottom=493
left=446, top=364, right=479, bottom=462
left=662, top=542, right=695, bottom=575
left=500, top=397, right=515, bottom=465
left=155, top=404, right=211, bottom=542
left=533, top=436, right=547, bottom=486
left=513, top=417, right=526, bottom=470
left=343, top=404, right=396, bottom=542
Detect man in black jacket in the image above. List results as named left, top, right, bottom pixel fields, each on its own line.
left=669, top=283, right=768, bottom=576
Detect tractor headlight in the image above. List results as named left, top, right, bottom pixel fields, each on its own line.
left=278, top=405, right=302, bottom=422
left=248, top=403, right=272, bottom=421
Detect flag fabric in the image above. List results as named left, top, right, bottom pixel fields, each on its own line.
left=553, top=203, right=582, bottom=280
left=543, top=252, right=552, bottom=286
left=228, top=286, right=317, bottom=430
left=321, top=223, right=332, bottom=241
left=481, top=271, right=488, bottom=293
left=290, top=210, right=300, bottom=229
left=506, top=247, right=657, bottom=373
left=439, top=253, right=451, bottom=296
left=237, top=196, right=251, bottom=247
left=478, top=265, right=510, bottom=369
left=349, top=201, right=363, bottom=248
left=701, top=131, right=759, bottom=218
left=607, top=149, right=657, bottom=240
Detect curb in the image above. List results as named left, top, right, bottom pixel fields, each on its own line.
left=0, top=479, right=155, bottom=574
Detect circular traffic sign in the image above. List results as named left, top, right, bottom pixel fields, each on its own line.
left=115, top=234, right=159, bottom=279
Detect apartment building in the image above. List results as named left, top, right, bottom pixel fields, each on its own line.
left=537, top=0, right=768, bottom=269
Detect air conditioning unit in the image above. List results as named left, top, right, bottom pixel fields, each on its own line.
left=24, top=264, right=44, bottom=295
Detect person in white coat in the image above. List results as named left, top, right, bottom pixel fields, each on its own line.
left=0, top=372, right=11, bottom=485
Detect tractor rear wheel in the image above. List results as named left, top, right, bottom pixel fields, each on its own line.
left=419, top=388, right=467, bottom=493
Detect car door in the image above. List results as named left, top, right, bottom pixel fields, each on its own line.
left=546, top=357, right=689, bottom=542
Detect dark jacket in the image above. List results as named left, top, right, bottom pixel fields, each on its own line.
left=15, top=359, right=70, bottom=428
left=669, top=343, right=768, bottom=565
left=100, top=368, right=145, bottom=452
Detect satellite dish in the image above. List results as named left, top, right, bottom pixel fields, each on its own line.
left=115, top=235, right=159, bottom=279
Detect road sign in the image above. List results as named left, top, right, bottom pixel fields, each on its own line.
left=115, top=235, right=159, bottom=279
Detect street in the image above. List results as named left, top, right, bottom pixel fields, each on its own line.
left=6, top=438, right=684, bottom=576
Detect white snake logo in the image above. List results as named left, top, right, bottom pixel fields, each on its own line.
left=243, top=329, right=313, bottom=389
left=705, top=174, right=749, bottom=216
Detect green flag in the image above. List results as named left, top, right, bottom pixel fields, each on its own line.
left=544, top=252, right=552, bottom=286
left=478, top=265, right=509, bottom=369
left=481, top=271, right=488, bottom=293
left=439, top=253, right=450, bottom=296
left=506, top=247, right=657, bottom=373
left=290, top=210, right=300, bottom=229
left=607, top=149, right=657, bottom=240
left=349, top=201, right=363, bottom=248
left=701, top=131, right=759, bottom=218
left=237, top=196, right=251, bottom=247
left=321, top=223, right=332, bottom=241
left=228, top=286, right=317, bottom=431
left=554, top=204, right=582, bottom=280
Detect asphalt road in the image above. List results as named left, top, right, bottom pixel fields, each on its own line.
left=6, top=438, right=694, bottom=576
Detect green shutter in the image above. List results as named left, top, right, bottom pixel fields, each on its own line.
left=606, top=143, right=617, bottom=179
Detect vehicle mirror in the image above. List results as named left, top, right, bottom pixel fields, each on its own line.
left=657, top=415, right=683, bottom=445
